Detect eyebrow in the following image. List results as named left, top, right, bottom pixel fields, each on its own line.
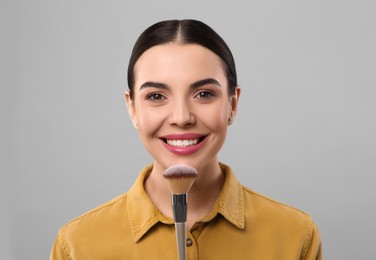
left=139, top=81, right=168, bottom=90
left=190, top=78, right=221, bottom=89
left=139, top=78, right=222, bottom=91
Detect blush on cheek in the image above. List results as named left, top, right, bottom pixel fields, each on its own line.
left=138, top=109, right=166, bottom=136
left=201, top=107, right=228, bottom=128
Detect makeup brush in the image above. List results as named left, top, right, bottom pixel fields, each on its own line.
left=163, top=164, right=198, bottom=260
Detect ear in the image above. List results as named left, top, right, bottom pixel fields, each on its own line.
left=230, top=86, right=241, bottom=117
left=124, top=91, right=138, bottom=129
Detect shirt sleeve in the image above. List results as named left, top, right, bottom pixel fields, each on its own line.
left=302, top=220, right=322, bottom=260
left=50, top=231, right=71, bottom=260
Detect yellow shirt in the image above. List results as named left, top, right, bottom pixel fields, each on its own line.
left=51, top=164, right=322, bottom=259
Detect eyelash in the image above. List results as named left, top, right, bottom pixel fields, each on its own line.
left=146, top=93, right=166, bottom=102
left=145, top=90, right=215, bottom=102
left=195, top=90, right=215, bottom=100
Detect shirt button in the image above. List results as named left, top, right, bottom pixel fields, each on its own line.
left=186, top=238, right=193, bottom=247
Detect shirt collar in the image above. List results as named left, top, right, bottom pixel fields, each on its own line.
left=127, top=163, right=245, bottom=242
left=200, top=163, right=245, bottom=229
left=126, top=165, right=172, bottom=242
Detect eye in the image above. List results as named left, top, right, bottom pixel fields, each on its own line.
left=146, top=93, right=166, bottom=102
left=195, top=91, right=215, bottom=100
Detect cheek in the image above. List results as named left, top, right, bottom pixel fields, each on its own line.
left=199, top=103, right=229, bottom=131
left=136, top=107, right=166, bottom=136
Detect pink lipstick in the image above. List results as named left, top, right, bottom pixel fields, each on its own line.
left=160, top=133, right=208, bottom=156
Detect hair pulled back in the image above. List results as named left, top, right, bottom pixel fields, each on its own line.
left=127, top=19, right=237, bottom=99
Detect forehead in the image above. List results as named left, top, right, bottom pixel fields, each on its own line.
left=133, top=43, right=226, bottom=86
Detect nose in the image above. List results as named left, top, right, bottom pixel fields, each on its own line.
left=168, top=99, right=195, bottom=127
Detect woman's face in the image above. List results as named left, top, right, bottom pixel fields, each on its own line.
left=126, top=43, right=239, bottom=173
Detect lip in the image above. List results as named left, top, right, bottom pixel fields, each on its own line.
left=159, top=133, right=208, bottom=155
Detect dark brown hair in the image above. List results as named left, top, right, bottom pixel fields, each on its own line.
left=127, top=19, right=237, bottom=99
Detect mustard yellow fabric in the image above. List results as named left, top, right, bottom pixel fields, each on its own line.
left=51, top=164, right=322, bottom=259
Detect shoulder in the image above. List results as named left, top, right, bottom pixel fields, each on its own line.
left=69, top=192, right=128, bottom=225
left=57, top=192, right=130, bottom=240
left=242, top=185, right=314, bottom=223
left=51, top=192, right=131, bottom=259
left=242, top=186, right=321, bottom=257
left=241, top=186, right=317, bottom=236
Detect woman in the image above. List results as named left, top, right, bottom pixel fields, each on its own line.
left=51, top=19, right=322, bottom=259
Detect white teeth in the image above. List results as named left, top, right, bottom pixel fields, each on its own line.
left=166, top=139, right=199, bottom=147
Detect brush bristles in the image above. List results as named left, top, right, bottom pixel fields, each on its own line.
left=163, top=164, right=198, bottom=194
left=164, top=175, right=196, bottom=194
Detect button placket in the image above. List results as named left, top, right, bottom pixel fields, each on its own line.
left=186, top=237, right=193, bottom=247
left=185, top=233, right=198, bottom=260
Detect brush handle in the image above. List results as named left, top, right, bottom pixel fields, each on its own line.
left=172, top=194, right=188, bottom=260
left=175, top=222, right=186, bottom=260
left=172, top=194, right=188, bottom=222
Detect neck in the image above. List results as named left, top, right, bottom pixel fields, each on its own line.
left=144, top=160, right=225, bottom=229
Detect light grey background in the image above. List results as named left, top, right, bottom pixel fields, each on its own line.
left=4, top=0, right=375, bottom=259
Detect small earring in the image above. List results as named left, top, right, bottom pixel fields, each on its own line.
left=228, top=113, right=234, bottom=125
left=132, top=120, right=138, bottom=129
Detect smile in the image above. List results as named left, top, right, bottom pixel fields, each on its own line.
left=166, top=139, right=199, bottom=147
left=160, top=134, right=208, bottom=155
